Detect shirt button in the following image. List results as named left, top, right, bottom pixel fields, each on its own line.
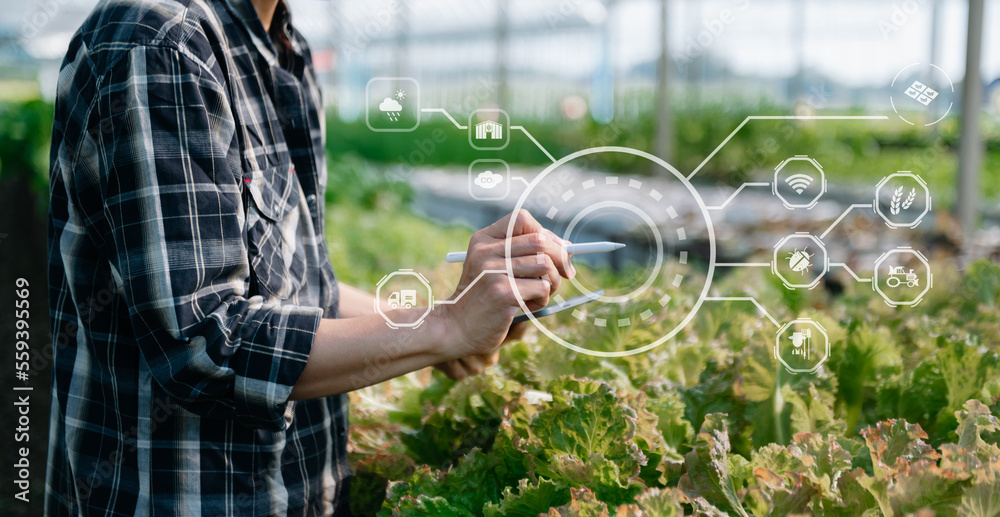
left=306, top=194, right=317, bottom=208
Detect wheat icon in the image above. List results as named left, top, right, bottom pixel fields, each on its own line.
left=903, top=188, right=916, bottom=209
left=890, top=186, right=916, bottom=215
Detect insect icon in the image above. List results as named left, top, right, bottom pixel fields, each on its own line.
left=786, top=247, right=813, bottom=275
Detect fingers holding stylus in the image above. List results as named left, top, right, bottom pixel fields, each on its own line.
left=507, top=254, right=562, bottom=294
left=502, top=232, right=573, bottom=281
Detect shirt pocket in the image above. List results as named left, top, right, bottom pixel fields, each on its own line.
left=243, top=162, right=307, bottom=300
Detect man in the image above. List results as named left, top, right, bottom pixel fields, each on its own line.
left=45, top=0, right=573, bottom=514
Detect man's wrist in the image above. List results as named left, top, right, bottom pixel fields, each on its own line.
left=377, top=306, right=457, bottom=364
left=422, top=307, right=462, bottom=363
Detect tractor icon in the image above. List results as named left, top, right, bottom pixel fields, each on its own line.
left=886, top=266, right=919, bottom=288
left=387, top=290, right=417, bottom=308
left=786, top=247, right=813, bottom=275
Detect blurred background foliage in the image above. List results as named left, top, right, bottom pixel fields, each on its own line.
left=325, top=106, right=1000, bottom=209
left=6, top=97, right=1000, bottom=214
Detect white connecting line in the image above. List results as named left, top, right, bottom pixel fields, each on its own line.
left=432, top=269, right=507, bottom=305
left=420, top=108, right=467, bottom=129
left=420, top=108, right=558, bottom=163
left=511, top=125, right=557, bottom=163
left=820, top=203, right=873, bottom=240
left=831, top=263, right=872, bottom=283
left=717, top=261, right=871, bottom=282
left=687, top=115, right=891, bottom=180
left=706, top=182, right=771, bottom=210
left=704, top=296, right=779, bottom=328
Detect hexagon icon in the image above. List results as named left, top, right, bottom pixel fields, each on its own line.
left=375, top=269, right=433, bottom=329
left=775, top=319, right=830, bottom=374
left=874, top=173, right=932, bottom=229
left=772, top=233, right=829, bottom=290
left=872, top=247, right=933, bottom=307
left=772, top=155, right=826, bottom=209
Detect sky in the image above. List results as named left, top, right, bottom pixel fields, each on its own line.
left=282, top=0, right=999, bottom=87
left=5, top=0, right=999, bottom=93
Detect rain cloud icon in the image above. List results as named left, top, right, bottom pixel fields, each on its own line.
left=379, top=98, right=403, bottom=122
left=474, top=170, right=504, bottom=189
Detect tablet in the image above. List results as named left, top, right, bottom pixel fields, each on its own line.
left=511, top=290, right=604, bottom=326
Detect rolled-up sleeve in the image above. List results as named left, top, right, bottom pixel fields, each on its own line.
left=90, top=44, right=320, bottom=430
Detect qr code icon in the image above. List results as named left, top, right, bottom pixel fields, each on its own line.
left=904, top=80, right=939, bottom=106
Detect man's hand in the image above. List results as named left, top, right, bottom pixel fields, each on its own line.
left=433, top=322, right=526, bottom=380
left=290, top=211, right=573, bottom=398
left=433, top=210, right=573, bottom=379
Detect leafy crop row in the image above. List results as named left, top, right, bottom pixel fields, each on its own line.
left=347, top=259, right=1000, bottom=516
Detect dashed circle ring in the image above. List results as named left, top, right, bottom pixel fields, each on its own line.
left=562, top=200, right=664, bottom=305
left=505, top=146, right=716, bottom=357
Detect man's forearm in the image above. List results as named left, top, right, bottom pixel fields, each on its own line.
left=288, top=309, right=453, bottom=400
left=338, top=283, right=377, bottom=318
left=292, top=211, right=573, bottom=399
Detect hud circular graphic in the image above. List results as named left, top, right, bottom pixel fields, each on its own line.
left=889, top=63, right=954, bottom=126
left=506, top=146, right=716, bottom=357
left=562, top=200, right=664, bottom=304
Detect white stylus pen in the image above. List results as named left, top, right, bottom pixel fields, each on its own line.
left=445, top=241, right=625, bottom=263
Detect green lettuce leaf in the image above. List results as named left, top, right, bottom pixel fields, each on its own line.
left=401, top=371, right=522, bottom=466
left=389, top=495, right=476, bottom=517
left=632, top=488, right=685, bottom=516
left=784, top=384, right=840, bottom=436
left=621, top=391, right=671, bottom=487
left=885, top=459, right=967, bottom=514
left=959, top=479, right=1000, bottom=517
left=750, top=469, right=816, bottom=515
left=748, top=443, right=805, bottom=475
left=861, top=419, right=938, bottom=479
left=543, top=487, right=609, bottom=517
left=483, top=478, right=570, bottom=517
left=679, top=413, right=749, bottom=517
left=788, top=433, right=853, bottom=497
left=349, top=452, right=417, bottom=516
left=379, top=466, right=446, bottom=516
left=956, top=399, right=1000, bottom=460
left=543, top=453, right=644, bottom=507
left=530, top=380, right=644, bottom=481
left=827, top=468, right=879, bottom=516
left=641, top=382, right=696, bottom=456
left=442, top=448, right=525, bottom=511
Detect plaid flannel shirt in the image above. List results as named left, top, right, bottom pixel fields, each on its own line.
left=45, top=0, right=349, bottom=514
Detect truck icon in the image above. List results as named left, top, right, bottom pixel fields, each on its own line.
left=387, top=290, right=417, bottom=309
left=886, top=266, right=919, bottom=288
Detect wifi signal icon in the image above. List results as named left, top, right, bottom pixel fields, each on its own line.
left=785, top=174, right=813, bottom=194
